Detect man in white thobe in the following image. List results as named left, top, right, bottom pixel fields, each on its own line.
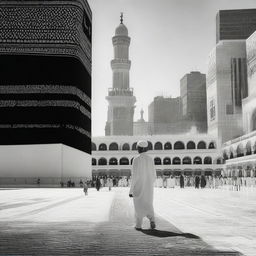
left=129, top=140, right=157, bottom=230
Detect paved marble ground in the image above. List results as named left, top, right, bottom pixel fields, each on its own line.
left=154, top=187, right=256, bottom=256
left=0, top=187, right=250, bottom=255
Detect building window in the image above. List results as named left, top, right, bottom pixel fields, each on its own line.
left=164, top=142, right=172, bottom=150
left=230, top=58, right=248, bottom=108
left=163, top=157, right=171, bottom=165
left=210, top=99, right=215, bottom=121
left=122, top=143, right=130, bottom=150
left=154, top=142, right=163, bottom=150
left=120, top=157, right=129, bottom=165
left=154, top=157, right=162, bottom=165
left=109, top=142, right=118, bottom=151
left=99, top=143, right=107, bottom=151
left=109, top=158, right=118, bottom=165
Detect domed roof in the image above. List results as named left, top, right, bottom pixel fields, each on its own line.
left=115, top=23, right=128, bottom=36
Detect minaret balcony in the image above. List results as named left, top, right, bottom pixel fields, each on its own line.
left=108, top=88, right=133, bottom=96
left=111, top=59, right=131, bottom=69
left=112, top=36, right=130, bottom=46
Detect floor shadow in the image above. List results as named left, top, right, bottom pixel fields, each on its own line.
left=140, top=229, right=200, bottom=239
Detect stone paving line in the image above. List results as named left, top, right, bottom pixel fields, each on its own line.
left=0, top=188, right=242, bottom=256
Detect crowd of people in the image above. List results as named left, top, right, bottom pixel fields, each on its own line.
left=155, top=175, right=212, bottom=189
left=155, top=175, right=256, bottom=190
left=55, top=174, right=256, bottom=192
left=91, top=175, right=130, bottom=190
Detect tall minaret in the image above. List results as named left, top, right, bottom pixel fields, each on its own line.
left=105, top=13, right=136, bottom=136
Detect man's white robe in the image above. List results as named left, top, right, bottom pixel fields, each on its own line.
left=129, top=152, right=156, bottom=219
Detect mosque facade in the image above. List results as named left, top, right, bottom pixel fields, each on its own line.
left=92, top=134, right=223, bottom=177
left=95, top=11, right=256, bottom=178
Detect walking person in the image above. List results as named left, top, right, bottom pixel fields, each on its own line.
left=95, top=177, right=101, bottom=191
left=180, top=174, right=184, bottom=188
left=107, top=177, right=113, bottom=191
left=200, top=175, right=206, bottom=188
left=129, top=140, right=156, bottom=231
left=195, top=175, right=200, bottom=189
left=37, top=178, right=41, bottom=187
left=83, top=181, right=88, bottom=196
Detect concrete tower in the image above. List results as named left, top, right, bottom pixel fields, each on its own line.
left=105, top=14, right=136, bottom=136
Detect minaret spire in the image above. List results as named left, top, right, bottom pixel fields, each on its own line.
left=120, top=12, right=123, bottom=24
left=105, top=17, right=136, bottom=136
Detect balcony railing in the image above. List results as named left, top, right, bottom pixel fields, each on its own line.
left=223, top=130, right=256, bottom=147
left=108, top=88, right=133, bottom=96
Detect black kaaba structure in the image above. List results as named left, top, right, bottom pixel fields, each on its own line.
left=0, top=0, right=92, bottom=185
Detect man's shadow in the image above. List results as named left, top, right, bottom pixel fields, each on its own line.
left=140, top=229, right=199, bottom=239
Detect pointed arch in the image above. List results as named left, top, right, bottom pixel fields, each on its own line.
left=172, top=157, right=181, bottom=165
left=193, top=156, right=202, bottom=164
left=109, top=142, right=118, bottom=151
left=182, top=157, right=192, bottom=165
left=174, top=141, right=185, bottom=150
left=120, top=157, right=129, bottom=165
left=204, top=157, right=212, bottom=164
left=132, top=142, right=137, bottom=151
left=187, top=141, right=196, bottom=149
left=98, top=157, right=107, bottom=165
left=197, top=141, right=206, bottom=149
left=164, top=142, right=172, bottom=150
left=246, top=141, right=252, bottom=155
left=154, top=142, right=163, bottom=150
left=109, top=158, right=118, bottom=165
left=154, top=157, right=162, bottom=165
left=122, top=143, right=130, bottom=151
left=163, top=157, right=171, bottom=165
left=208, top=141, right=216, bottom=149
left=236, top=143, right=244, bottom=157
left=147, top=141, right=153, bottom=150
left=99, top=143, right=107, bottom=151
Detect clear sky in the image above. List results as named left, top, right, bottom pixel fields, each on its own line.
left=88, top=0, right=256, bottom=136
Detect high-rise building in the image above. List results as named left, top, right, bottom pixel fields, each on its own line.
left=105, top=14, right=136, bottom=136
left=148, top=96, right=181, bottom=124
left=146, top=77, right=208, bottom=136
left=148, top=96, right=182, bottom=134
left=0, top=0, right=92, bottom=185
left=180, top=71, right=207, bottom=124
left=147, top=96, right=194, bottom=135
left=242, top=31, right=256, bottom=134
left=216, top=9, right=256, bottom=43
left=207, top=40, right=248, bottom=144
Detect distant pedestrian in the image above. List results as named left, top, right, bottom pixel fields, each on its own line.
left=169, top=175, right=175, bottom=188
left=195, top=175, right=200, bottom=189
left=37, top=178, right=41, bottom=187
left=180, top=174, right=184, bottom=188
left=200, top=175, right=206, bottom=188
left=129, top=140, right=156, bottom=230
left=107, top=177, right=113, bottom=191
left=96, top=177, right=101, bottom=191
left=83, top=182, right=88, bottom=196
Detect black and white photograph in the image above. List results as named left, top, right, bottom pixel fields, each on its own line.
left=0, top=0, right=256, bottom=255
